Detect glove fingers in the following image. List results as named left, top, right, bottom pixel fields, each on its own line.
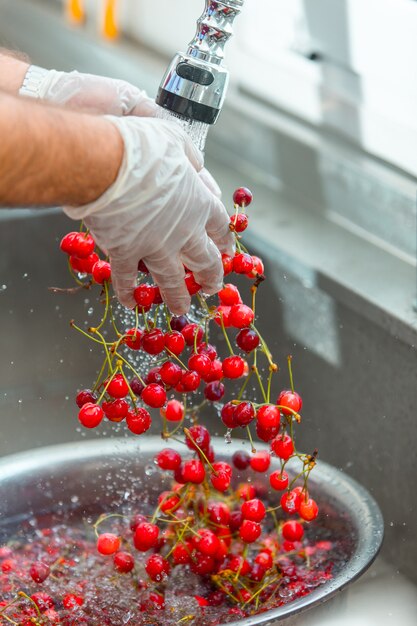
left=110, top=254, right=138, bottom=309
left=199, top=168, right=222, bottom=199
left=144, top=254, right=191, bottom=316
left=181, top=233, right=224, bottom=296
left=205, top=196, right=235, bottom=256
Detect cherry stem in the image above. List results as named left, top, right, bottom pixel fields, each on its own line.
left=237, top=369, right=253, bottom=401
left=70, top=321, right=110, bottom=346
left=287, top=355, right=295, bottom=392
left=252, top=365, right=267, bottom=404
left=246, top=425, right=256, bottom=453
left=95, top=281, right=110, bottom=332
left=219, top=313, right=234, bottom=357
left=90, top=327, right=114, bottom=374
left=165, top=347, right=188, bottom=371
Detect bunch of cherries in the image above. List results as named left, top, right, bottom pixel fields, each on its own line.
left=0, top=189, right=325, bottom=624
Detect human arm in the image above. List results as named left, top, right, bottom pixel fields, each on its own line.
left=0, top=92, right=123, bottom=206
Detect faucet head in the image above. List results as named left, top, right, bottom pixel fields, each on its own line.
left=156, top=0, right=244, bottom=125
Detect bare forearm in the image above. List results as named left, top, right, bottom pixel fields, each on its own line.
left=0, top=93, right=124, bottom=207
left=0, top=50, right=29, bottom=94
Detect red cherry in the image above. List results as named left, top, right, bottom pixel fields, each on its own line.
left=271, top=434, right=294, bottom=460
left=239, top=520, right=261, bottom=543
left=78, top=403, right=104, bottom=429
left=134, top=284, right=156, bottom=308
left=234, top=401, right=255, bottom=426
left=229, top=304, right=255, bottom=329
left=255, top=551, right=273, bottom=570
left=130, top=377, right=144, bottom=397
left=280, top=490, right=302, bottom=515
left=60, top=231, right=79, bottom=255
left=106, top=374, right=129, bottom=399
left=164, top=332, right=186, bottom=358
left=75, top=389, right=97, bottom=408
left=250, top=450, right=271, bottom=472
left=158, top=491, right=181, bottom=513
left=204, top=359, right=224, bottom=383
left=207, top=501, right=231, bottom=525
left=162, top=399, right=184, bottom=422
left=170, top=315, right=189, bottom=331
left=141, top=384, right=166, bottom=409
left=159, top=361, right=182, bottom=386
left=257, top=405, right=280, bottom=430
left=204, top=381, right=225, bottom=402
left=182, top=459, right=205, bottom=484
left=71, top=233, right=95, bottom=258
left=92, top=260, right=111, bottom=284
left=185, top=272, right=202, bottom=296
left=246, top=255, right=265, bottom=279
left=236, top=328, right=260, bottom=353
left=249, top=563, right=266, bottom=582
left=190, top=554, right=215, bottom=576
left=134, top=522, right=159, bottom=551
left=241, top=498, right=266, bottom=522
left=282, top=521, right=304, bottom=542
left=214, top=305, right=232, bottom=328
left=210, top=462, right=232, bottom=492
left=102, top=399, right=129, bottom=422
left=145, top=554, right=170, bottom=582
left=188, top=354, right=212, bottom=378
left=126, top=407, right=152, bottom=434
left=70, top=252, right=99, bottom=274
left=155, top=448, right=182, bottom=471
left=181, top=370, right=201, bottom=392
left=140, top=591, right=165, bottom=611
left=124, top=328, right=142, bottom=350
left=113, top=552, right=135, bottom=573
left=233, top=253, right=254, bottom=275
left=141, top=329, right=165, bottom=355
left=172, top=542, right=193, bottom=565
left=230, top=213, right=249, bottom=233
left=277, top=389, right=303, bottom=415
left=31, top=592, right=54, bottom=611
left=299, top=498, right=319, bottom=521
left=222, top=253, right=233, bottom=276
left=232, top=450, right=251, bottom=470
left=222, top=355, right=245, bottom=379
left=185, top=425, right=210, bottom=453
left=145, top=366, right=163, bottom=385
left=269, top=470, right=289, bottom=491
left=97, top=533, right=120, bottom=555
left=221, top=402, right=238, bottom=429
left=228, top=555, right=250, bottom=575
left=192, top=529, right=220, bottom=556
left=181, top=324, right=204, bottom=346
left=256, top=420, right=279, bottom=442
left=229, top=510, right=243, bottom=532
left=197, top=342, right=217, bottom=361
left=233, top=187, right=253, bottom=207
left=63, top=593, right=84, bottom=609
left=29, top=562, right=50, bottom=584
left=237, top=483, right=256, bottom=502
left=218, top=284, right=241, bottom=306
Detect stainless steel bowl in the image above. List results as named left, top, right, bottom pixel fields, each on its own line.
left=0, top=437, right=383, bottom=625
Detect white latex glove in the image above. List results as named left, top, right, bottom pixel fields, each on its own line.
left=63, top=116, right=234, bottom=315
left=36, top=69, right=158, bottom=117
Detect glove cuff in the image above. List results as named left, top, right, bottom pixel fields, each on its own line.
left=63, top=116, right=130, bottom=221
left=19, top=65, right=50, bottom=99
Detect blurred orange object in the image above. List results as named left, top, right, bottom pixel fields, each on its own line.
left=103, top=0, right=119, bottom=40
left=66, top=0, right=85, bottom=24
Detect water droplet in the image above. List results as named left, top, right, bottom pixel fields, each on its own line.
left=71, top=495, right=79, bottom=504
left=224, top=429, right=232, bottom=444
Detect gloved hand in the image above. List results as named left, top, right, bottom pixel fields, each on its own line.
left=35, top=69, right=158, bottom=117
left=64, top=116, right=234, bottom=315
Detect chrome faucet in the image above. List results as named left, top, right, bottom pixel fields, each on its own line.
left=156, top=1, right=244, bottom=127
